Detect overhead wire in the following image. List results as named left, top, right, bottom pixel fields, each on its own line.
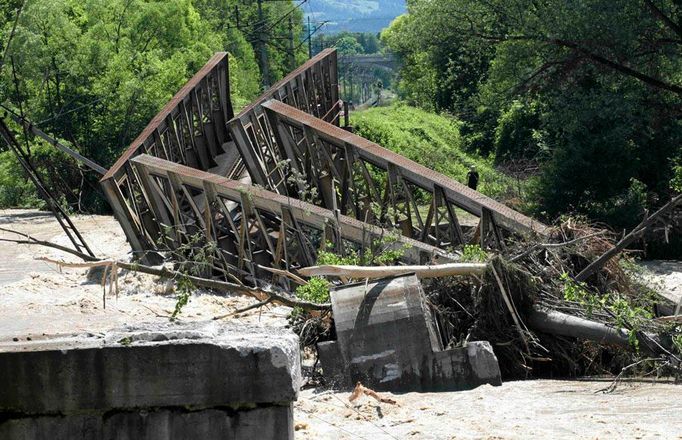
left=250, top=0, right=309, bottom=35
left=0, top=0, right=25, bottom=77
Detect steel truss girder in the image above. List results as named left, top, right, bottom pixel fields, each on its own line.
left=102, top=49, right=343, bottom=260
left=130, top=154, right=452, bottom=288
left=254, top=100, right=550, bottom=248
left=101, top=52, right=234, bottom=257
left=228, top=48, right=341, bottom=194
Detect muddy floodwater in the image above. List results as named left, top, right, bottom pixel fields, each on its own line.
left=1, top=209, right=680, bottom=439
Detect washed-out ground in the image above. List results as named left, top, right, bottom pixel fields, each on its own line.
left=1, top=209, right=680, bottom=439
left=0, top=209, right=292, bottom=339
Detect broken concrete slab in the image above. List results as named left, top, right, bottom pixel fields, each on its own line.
left=0, top=321, right=300, bottom=440
left=319, top=274, right=502, bottom=392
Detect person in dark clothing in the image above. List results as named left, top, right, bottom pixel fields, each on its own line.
left=466, top=166, right=479, bottom=190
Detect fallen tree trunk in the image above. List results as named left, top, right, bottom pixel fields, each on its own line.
left=528, top=308, right=662, bottom=356
left=528, top=308, right=632, bottom=347
left=298, top=262, right=488, bottom=279
left=575, top=194, right=682, bottom=282
left=38, top=257, right=330, bottom=312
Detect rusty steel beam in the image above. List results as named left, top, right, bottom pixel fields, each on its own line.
left=1, top=118, right=96, bottom=258
left=100, top=52, right=234, bottom=258
left=228, top=48, right=341, bottom=193
left=103, top=50, right=343, bottom=260
left=256, top=100, right=550, bottom=247
left=130, top=154, right=452, bottom=288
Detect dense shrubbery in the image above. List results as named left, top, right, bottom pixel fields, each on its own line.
left=382, top=0, right=682, bottom=229
left=493, top=101, right=542, bottom=163
left=351, top=104, right=524, bottom=202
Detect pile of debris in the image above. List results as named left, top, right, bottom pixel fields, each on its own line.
left=3, top=49, right=680, bottom=394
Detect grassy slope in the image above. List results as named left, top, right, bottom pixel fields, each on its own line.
left=351, top=104, right=518, bottom=201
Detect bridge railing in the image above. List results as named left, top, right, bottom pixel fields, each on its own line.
left=256, top=99, right=550, bottom=248
left=129, top=154, right=451, bottom=287
left=101, top=53, right=233, bottom=256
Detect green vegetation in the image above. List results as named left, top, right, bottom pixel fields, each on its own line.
left=382, top=0, right=682, bottom=229
left=295, top=277, right=331, bottom=304
left=317, top=234, right=409, bottom=268
left=0, top=0, right=307, bottom=212
left=560, top=272, right=654, bottom=350
left=294, top=234, right=409, bottom=305
left=315, top=32, right=382, bottom=56
left=352, top=104, right=523, bottom=202
left=460, top=245, right=489, bottom=263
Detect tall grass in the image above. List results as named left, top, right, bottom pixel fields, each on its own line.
left=351, top=104, right=522, bottom=202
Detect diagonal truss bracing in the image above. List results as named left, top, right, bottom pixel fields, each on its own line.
left=228, top=48, right=340, bottom=195
left=239, top=100, right=551, bottom=249
left=101, top=52, right=234, bottom=257
left=102, top=49, right=342, bottom=259
left=130, top=154, right=452, bottom=288
left=104, top=47, right=549, bottom=287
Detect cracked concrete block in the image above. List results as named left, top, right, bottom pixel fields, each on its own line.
left=321, top=274, right=502, bottom=392
left=0, top=321, right=299, bottom=440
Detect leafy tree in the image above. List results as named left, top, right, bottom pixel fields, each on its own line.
left=335, top=35, right=364, bottom=55
left=0, top=0, right=305, bottom=212
left=494, top=100, right=542, bottom=163
left=383, top=0, right=682, bottom=227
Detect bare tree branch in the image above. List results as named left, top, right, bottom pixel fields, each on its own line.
left=643, top=0, right=682, bottom=39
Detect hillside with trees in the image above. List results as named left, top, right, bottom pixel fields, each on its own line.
left=381, top=0, right=682, bottom=230
left=306, top=0, right=405, bottom=34
left=0, top=0, right=307, bottom=211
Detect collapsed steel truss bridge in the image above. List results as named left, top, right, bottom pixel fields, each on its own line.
left=102, top=49, right=550, bottom=286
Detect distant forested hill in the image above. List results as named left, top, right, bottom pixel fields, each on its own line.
left=307, top=0, right=406, bottom=34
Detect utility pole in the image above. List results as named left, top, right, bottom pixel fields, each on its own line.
left=234, top=5, right=240, bottom=29
left=307, top=16, right=313, bottom=58
left=256, top=0, right=270, bottom=87
left=288, top=16, right=296, bottom=72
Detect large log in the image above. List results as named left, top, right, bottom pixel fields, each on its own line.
left=528, top=308, right=661, bottom=355
left=298, top=262, right=488, bottom=279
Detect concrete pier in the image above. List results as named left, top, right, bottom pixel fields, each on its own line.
left=318, top=274, right=502, bottom=392
left=0, top=321, right=300, bottom=439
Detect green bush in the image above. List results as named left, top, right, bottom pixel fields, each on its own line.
left=295, top=277, right=331, bottom=304
left=460, top=244, right=489, bottom=262
left=494, top=100, right=542, bottom=163
left=351, top=104, right=520, bottom=200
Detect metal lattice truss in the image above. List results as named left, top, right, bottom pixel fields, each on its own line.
left=247, top=100, right=550, bottom=249
left=102, top=49, right=342, bottom=258
left=229, top=48, right=340, bottom=194
left=101, top=52, right=234, bottom=254
left=103, top=48, right=549, bottom=285
left=130, top=154, right=451, bottom=288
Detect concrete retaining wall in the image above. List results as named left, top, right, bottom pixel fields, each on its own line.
left=0, top=321, right=300, bottom=439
